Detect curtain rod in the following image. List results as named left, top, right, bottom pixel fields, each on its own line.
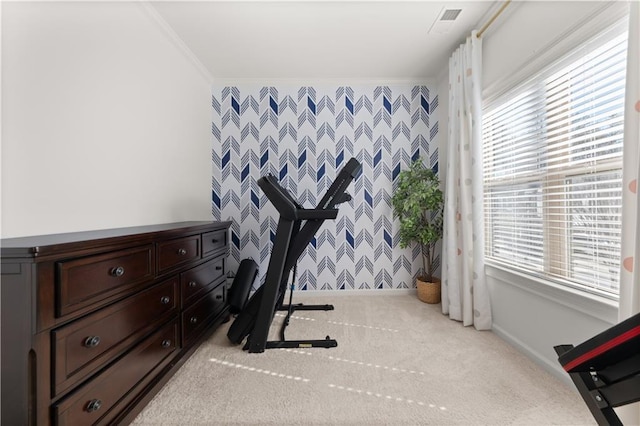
left=476, top=0, right=511, bottom=38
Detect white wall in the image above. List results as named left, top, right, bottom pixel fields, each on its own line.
left=479, top=0, right=630, bottom=390
left=435, top=2, right=637, bottom=420
left=1, top=2, right=213, bottom=238
left=436, top=0, right=626, bottom=385
left=481, top=3, right=638, bottom=422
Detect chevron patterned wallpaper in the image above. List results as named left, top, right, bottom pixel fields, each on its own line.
left=211, top=84, right=439, bottom=291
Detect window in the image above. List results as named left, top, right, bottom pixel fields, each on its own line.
left=482, top=21, right=628, bottom=299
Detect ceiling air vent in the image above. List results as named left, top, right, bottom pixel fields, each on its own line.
left=428, top=7, right=462, bottom=34
left=440, top=9, right=462, bottom=21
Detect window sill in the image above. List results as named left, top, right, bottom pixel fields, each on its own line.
left=485, top=262, right=619, bottom=324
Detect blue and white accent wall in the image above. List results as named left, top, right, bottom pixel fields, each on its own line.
left=212, top=84, right=439, bottom=291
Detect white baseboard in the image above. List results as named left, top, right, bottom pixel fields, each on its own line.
left=491, top=323, right=573, bottom=388
left=285, top=288, right=418, bottom=297
left=247, top=288, right=419, bottom=299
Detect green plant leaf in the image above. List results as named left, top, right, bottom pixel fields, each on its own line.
left=391, top=157, right=444, bottom=281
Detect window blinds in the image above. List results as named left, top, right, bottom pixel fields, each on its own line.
left=483, top=25, right=628, bottom=298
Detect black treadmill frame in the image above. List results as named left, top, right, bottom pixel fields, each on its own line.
left=232, top=158, right=362, bottom=353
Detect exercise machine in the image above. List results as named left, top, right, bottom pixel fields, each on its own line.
left=554, top=312, right=640, bottom=426
left=227, top=157, right=362, bottom=353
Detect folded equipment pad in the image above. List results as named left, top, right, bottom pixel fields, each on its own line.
left=554, top=312, right=640, bottom=426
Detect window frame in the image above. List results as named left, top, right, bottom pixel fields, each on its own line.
left=482, top=15, right=629, bottom=301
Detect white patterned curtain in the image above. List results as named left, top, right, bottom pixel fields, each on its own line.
left=617, top=4, right=639, bottom=424
left=442, top=31, right=491, bottom=330
left=619, top=0, right=640, bottom=322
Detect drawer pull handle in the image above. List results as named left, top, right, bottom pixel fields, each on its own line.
left=84, top=336, right=101, bottom=348
left=177, top=248, right=187, bottom=255
left=211, top=239, right=219, bottom=243
left=188, top=281, right=197, bottom=288
left=110, top=266, right=125, bottom=277
left=215, top=266, right=222, bottom=270
left=160, top=296, right=171, bottom=305
left=86, top=399, right=102, bottom=413
left=215, top=294, right=223, bottom=300
left=190, top=316, right=198, bottom=324
left=161, top=339, right=172, bottom=348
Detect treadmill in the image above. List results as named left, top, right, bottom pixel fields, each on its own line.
left=227, top=157, right=362, bottom=353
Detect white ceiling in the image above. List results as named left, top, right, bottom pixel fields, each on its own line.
left=150, top=1, right=497, bottom=80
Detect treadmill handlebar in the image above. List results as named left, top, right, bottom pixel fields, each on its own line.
left=296, top=208, right=339, bottom=221
left=256, top=176, right=339, bottom=221
left=257, top=157, right=362, bottom=221
left=257, top=175, right=299, bottom=220
left=347, top=158, right=362, bottom=177
left=332, top=193, right=352, bottom=204
left=318, top=158, right=362, bottom=209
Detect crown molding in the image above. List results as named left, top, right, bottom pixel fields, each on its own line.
left=138, top=1, right=214, bottom=84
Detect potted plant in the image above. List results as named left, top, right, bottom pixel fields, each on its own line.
left=391, top=158, right=444, bottom=304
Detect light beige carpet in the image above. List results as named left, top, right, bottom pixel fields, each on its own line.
left=133, top=294, right=595, bottom=425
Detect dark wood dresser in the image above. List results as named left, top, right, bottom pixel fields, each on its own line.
left=1, top=221, right=232, bottom=425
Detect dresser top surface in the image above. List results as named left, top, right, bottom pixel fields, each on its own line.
left=1, top=221, right=231, bottom=258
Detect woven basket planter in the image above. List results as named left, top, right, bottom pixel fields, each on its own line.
left=416, top=277, right=441, bottom=304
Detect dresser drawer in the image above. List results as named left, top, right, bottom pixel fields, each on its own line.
left=56, top=245, right=154, bottom=317
left=52, top=278, right=179, bottom=396
left=202, top=229, right=228, bottom=257
left=157, top=235, right=200, bottom=273
left=181, top=257, right=225, bottom=306
left=182, top=283, right=225, bottom=346
left=53, top=320, right=178, bottom=426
